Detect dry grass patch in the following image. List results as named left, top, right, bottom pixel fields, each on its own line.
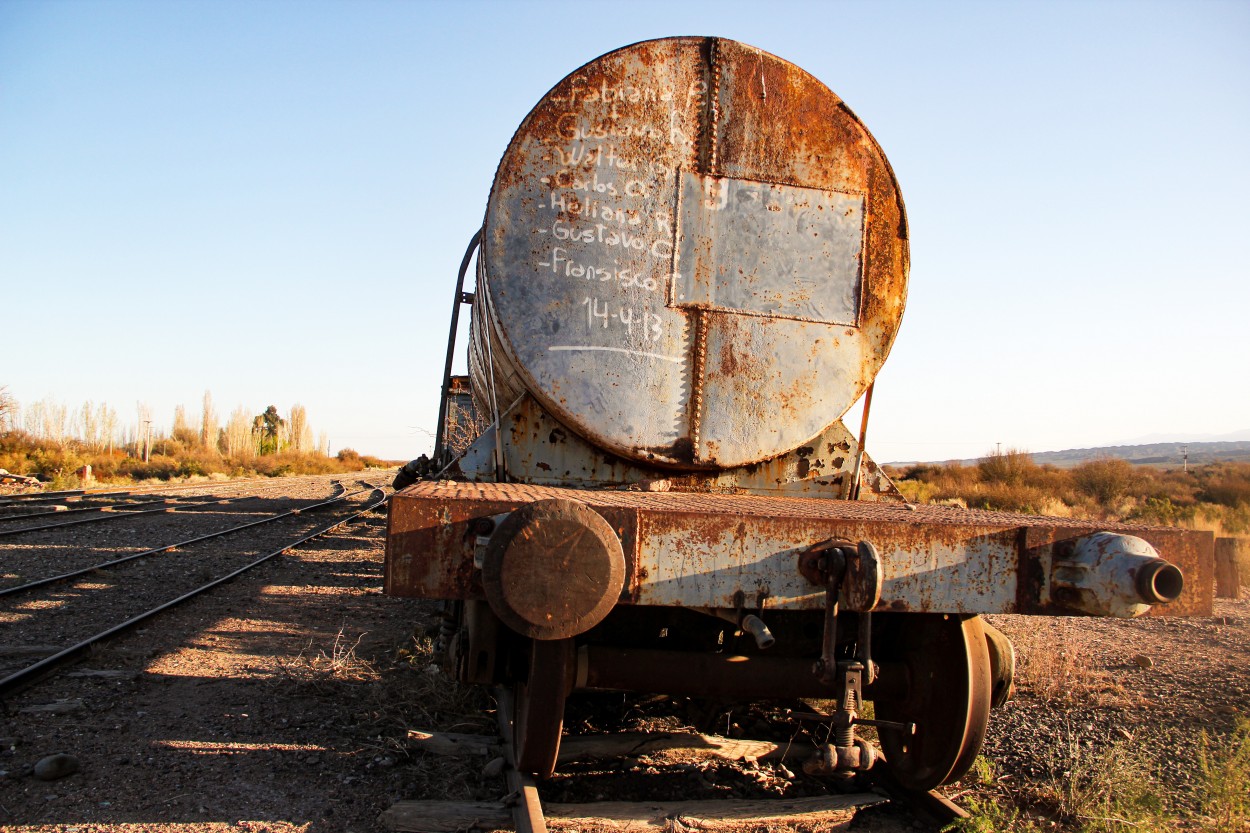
left=1010, top=628, right=1143, bottom=709
left=1198, top=717, right=1250, bottom=833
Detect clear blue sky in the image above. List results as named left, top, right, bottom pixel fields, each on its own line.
left=2, top=0, right=1247, bottom=463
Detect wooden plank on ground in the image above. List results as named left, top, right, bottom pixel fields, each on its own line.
left=407, top=729, right=499, bottom=757
left=560, top=731, right=811, bottom=763
left=380, top=793, right=885, bottom=832
left=407, top=729, right=817, bottom=764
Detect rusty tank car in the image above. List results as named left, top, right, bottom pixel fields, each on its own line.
left=385, top=37, right=1212, bottom=791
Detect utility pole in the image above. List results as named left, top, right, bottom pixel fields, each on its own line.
left=143, top=420, right=152, bottom=463
left=1182, top=444, right=1189, bottom=474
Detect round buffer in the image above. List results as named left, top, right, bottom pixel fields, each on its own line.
left=482, top=499, right=625, bottom=640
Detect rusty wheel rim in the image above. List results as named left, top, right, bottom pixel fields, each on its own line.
left=513, top=637, right=573, bottom=778
left=873, top=614, right=992, bottom=791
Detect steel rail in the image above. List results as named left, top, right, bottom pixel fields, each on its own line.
left=0, top=484, right=375, bottom=598
left=0, top=495, right=195, bottom=522
left=869, top=753, right=969, bottom=826
left=0, top=487, right=94, bottom=503
left=0, top=482, right=225, bottom=505
left=493, top=686, right=549, bottom=833
left=0, top=497, right=237, bottom=538
left=0, top=490, right=390, bottom=698
left=0, top=470, right=393, bottom=506
left=0, top=478, right=375, bottom=538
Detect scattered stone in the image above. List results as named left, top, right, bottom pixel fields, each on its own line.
left=33, top=753, right=79, bottom=781
left=482, top=756, right=505, bottom=778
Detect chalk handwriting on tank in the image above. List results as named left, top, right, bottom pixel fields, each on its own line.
left=479, top=36, right=908, bottom=468
left=581, top=296, right=663, bottom=342
left=538, top=248, right=660, bottom=292
left=546, top=219, right=642, bottom=248
left=546, top=192, right=643, bottom=226
left=547, top=344, right=684, bottom=363
left=547, top=75, right=707, bottom=109
left=549, top=143, right=635, bottom=170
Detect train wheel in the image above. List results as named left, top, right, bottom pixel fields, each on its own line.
left=872, top=614, right=992, bottom=791
left=513, top=637, right=574, bottom=778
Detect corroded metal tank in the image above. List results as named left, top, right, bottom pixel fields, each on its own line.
left=470, top=36, right=909, bottom=470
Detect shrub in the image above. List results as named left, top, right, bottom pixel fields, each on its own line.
left=1196, top=463, right=1250, bottom=509
left=1072, top=457, right=1137, bottom=507
left=1128, top=497, right=1197, bottom=527
left=978, top=448, right=1039, bottom=487
left=966, top=482, right=1053, bottom=514
left=118, top=455, right=178, bottom=481
left=1045, top=736, right=1167, bottom=833
left=251, top=451, right=349, bottom=477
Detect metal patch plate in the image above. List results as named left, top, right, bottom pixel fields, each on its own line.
left=674, top=172, right=864, bottom=325
left=386, top=482, right=1213, bottom=617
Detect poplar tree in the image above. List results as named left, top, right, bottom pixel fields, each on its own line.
left=200, top=391, right=218, bottom=452
left=0, top=387, right=15, bottom=431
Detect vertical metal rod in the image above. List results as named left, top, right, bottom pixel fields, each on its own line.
left=849, top=382, right=875, bottom=500
left=433, top=229, right=483, bottom=465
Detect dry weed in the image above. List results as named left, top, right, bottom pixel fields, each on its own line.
left=1198, top=717, right=1250, bottom=833
left=1039, top=728, right=1166, bottom=832
left=1011, top=630, right=1140, bottom=709
left=276, top=626, right=379, bottom=689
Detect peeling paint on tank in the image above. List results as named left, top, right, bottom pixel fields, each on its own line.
left=473, top=37, right=908, bottom=471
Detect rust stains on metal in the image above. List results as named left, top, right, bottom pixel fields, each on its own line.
left=387, top=482, right=1213, bottom=617
left=482, top=498, right=625, bottom=639
left=462, top=394, right=903, bottom=499
left=476, top=36, right=909, bottom=471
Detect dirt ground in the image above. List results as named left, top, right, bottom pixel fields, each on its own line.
left=1, top=503, right=455, bottom=833
left=2, top=487, right=1246, bottom=833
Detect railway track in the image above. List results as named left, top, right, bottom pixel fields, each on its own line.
left=389, top=679, right=970, bottom=831
left=0, top=473, right=969, bottom=832
left=0, top=474, right=391, bottom=697
left=0, top=474, right=325, bottom=521
left=0, top=471, right=339, bottom=506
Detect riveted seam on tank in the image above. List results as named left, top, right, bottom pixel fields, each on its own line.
left=689, top=310, right=707, bottom=458
left=708, top=37, right=721, bottom=175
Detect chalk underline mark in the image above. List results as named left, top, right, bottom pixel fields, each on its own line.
left=549, top=345, right=685, bottom=364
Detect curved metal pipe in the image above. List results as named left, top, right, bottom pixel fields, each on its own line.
left=433, top=228, right=483, bottom=466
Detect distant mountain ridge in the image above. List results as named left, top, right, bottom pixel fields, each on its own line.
left=899, top=440, right=1250, bottom=469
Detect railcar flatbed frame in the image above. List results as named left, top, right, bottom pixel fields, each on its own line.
left=386, top=481, right=1212, bottom=617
